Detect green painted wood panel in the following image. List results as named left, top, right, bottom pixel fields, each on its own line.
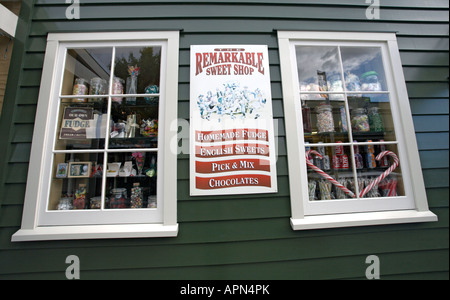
left=0, top=0, right=448, bottom=280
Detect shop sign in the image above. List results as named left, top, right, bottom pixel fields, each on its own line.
left=60, top=107, right=93, bottom=139
left=190, top=45, right=278, bottom=196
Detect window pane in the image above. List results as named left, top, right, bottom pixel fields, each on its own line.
left=61, top=48, right=113, bottom=97
left=306, top=145, right=356, bottom=201
left=341, top=47, right=388, bottom=93
left=55, top=100, right=108, bottom=150
left=302, top=97, right=350, bottom=144
left=109, top=97, right=159, bottom=149
left=105, top=152, right=158, bottom=209
left=348, top=94, right=397, bottom=142
left=296, top=46, right=342, bottom=100
left=113, top=46, right=161, bottom=97
left=49, top=153, right=104, bottom=210
left=355, top=143, right=405, bottom=198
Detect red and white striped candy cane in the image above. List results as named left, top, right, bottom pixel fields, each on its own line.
left=359, top=150, right=399, bottom=198
left=306, top=150, right=356, bottom=198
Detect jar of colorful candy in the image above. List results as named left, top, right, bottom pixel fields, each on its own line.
left=351, top=108, right=370, bottom=132
left=316, top=104, right=335, bottom=133
left=72, top=78, right=88, bottom=103
left=368, top=107, right=384, bottom=132
left=109, top=188, right=127, bottom=209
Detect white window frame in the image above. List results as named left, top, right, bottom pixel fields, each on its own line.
left=12, top=31, right=180, bottom=241
left=278, top=31, right=438, bottom=230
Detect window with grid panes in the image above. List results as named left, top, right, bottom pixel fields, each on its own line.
left=12, top=32, right=179, bottom=241
left=278, top=31, right=437, bottom=230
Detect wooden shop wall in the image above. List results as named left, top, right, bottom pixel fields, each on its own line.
left=0, top=0, right=448, bottom=279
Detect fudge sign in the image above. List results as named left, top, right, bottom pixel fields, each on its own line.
left=190, top=45, right=278, bottom=196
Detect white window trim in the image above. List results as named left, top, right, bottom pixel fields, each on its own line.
left=12, top=31, right=180, bottom=241
left=278, top=31, right=438, bottom=230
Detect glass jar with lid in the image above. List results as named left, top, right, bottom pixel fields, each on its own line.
left=316, top=104, right=335, bottom=133
left=89, top=77, right=107, bottom=103
left=351, top=108, right=370, bottom=132
left=109, top=188, right=128, bottom=209
left=72, top=78, right=88, bottom=103
left=361, top=71, right=382, bottom=92
left=368, top=107, right=384, bottom=132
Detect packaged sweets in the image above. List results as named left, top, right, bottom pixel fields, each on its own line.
left=351, top=108, right=370, bottom=132
left=353, top=144, right=364, bottom=169
left=316, top=104, right=334, bottom=133
left=72, top=78, right=88, bottom=103
left=302, top=101, right=312, bottom=133
left=57, top=196, right=73, bottom=210
left=73, top=184, right=87, bottom=209
left=339, top=106, right=348, bottom=132
left=378, top=141, right=389, bottom=168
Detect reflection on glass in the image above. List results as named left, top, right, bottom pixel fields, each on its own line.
left=114, top=46, right=161, bottom=99
left=306, top=145, right=356, bottom=201
left=49, top=153, right=104, bottom=210
left=296, top=46, right=342, bottom=100
left=105, top=152, right=157, bottom=209
left=62, top=48, right=112, bottom=97
left=55, top=100, right=108, bottom=150
left=356, top=143, right=404, bottom=198
left=340, top=47, right=387, bottom=93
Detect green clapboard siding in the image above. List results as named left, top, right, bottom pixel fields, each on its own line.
left=0, top=0, right=448, bottom=280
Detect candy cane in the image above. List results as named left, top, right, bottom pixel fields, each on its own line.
left=306, top=150, right=356, bottom=198
left=359, top=150, right=399, bottom=198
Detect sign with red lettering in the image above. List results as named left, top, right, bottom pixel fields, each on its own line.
left=190, top=45, right=278, bottom=195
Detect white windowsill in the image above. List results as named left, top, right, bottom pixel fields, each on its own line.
left=11, top=223, right=179, bottom=242
left=290, top=210, right=437, bottom=230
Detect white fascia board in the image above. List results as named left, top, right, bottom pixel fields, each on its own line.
left=0, top=4, right=18, bottom=38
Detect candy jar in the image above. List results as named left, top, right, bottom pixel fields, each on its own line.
left=89, top=77, right=107, bottom=103
left=112, top=77, right=124, bottom=103
left=130, top=183, right=143, bottom=208
left=316, top=104, right=335, bottom=133
left=351, top=108, right=370, bottom=132
left=361, top=71, right=382, bottom=92
left=302, top=101, right=312, bottom=133
left=368, top=107, right=384, bottom=132
left=109, top=188, right=127, bottom=209
left=72, top=78, right=88, bottom=103
left=73, top=184, right=87, bottom=209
